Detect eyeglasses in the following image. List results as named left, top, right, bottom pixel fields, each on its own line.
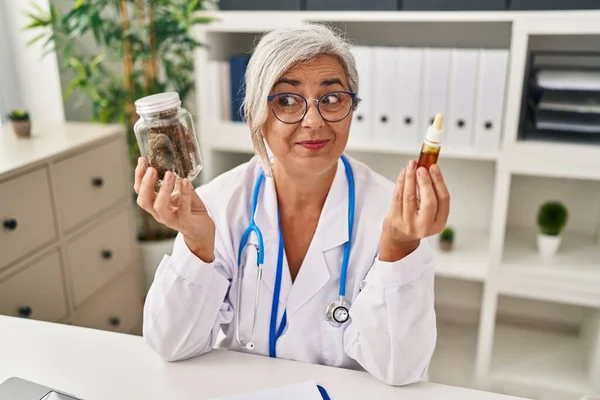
left=267, top=90, right=358, bottom=124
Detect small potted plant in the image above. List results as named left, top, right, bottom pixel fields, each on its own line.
left=8, top=109, right=31, bottom=137
left=536, top=201, right=568, bottom=258
left=439, top=226, right=454, bottom=252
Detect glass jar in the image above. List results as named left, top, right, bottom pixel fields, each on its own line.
left=133, top=92, right=202, bottom=184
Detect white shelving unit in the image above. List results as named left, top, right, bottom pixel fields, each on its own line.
left=192, top=10, right=600, bottom=400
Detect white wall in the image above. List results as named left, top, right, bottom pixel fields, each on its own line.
left=2, top=0, right=64, bottom=124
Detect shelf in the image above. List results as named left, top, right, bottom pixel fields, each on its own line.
left=495, top=228, right=600, bottom=307
left=204, top=122, right=499, bottom=162
left=503, top=140, right=600, bottom=181
left=428, top=321, right=479, bottom=389
left=427, top=229, right=490, bottom=282
left=488, top=323, right=592, bottom=399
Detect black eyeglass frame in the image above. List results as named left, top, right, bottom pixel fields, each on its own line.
left=266, top=90, right=360, bottom=124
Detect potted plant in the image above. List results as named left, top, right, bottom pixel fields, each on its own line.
left=8, top=109, right=31, bottom=137
left=25, top=0, right=215, bottom=293
left=536, top=201, right=568, bottom=258
left=439, top=226, right=454, bottom=252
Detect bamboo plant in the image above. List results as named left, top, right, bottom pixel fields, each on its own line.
left=25, top=0, right=215, bottom=241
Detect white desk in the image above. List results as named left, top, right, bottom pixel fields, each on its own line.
left=0, top=316, right=527, bottom=399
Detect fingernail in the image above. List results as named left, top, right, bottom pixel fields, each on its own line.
left=408, top=160, right=416, bottom=170
left=146, top=167, right=155, bottom=178
left=430, top=164, right=439, bottom=174
left=418, top=167, right=427, bottom=177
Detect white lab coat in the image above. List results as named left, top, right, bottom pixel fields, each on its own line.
left=143, top=154, right=437, bottom=386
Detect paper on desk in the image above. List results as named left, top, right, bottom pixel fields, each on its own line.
left=209, top=380, right=324, bottom=400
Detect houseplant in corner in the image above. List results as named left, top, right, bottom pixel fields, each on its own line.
left=25, top=0, right=215, bottom=292
left=536, top=201, right=568, bottom=259
left=8, top=109, right=31, bottom=137
left=439, top=226, right=454, bottom=252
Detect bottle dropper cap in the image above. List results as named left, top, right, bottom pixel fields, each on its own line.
left=425, top=113, right=444, bottom=145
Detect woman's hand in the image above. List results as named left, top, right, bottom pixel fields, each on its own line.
left=379, top=160, right=450, bottom=262
left=134, top=157, right=216, bottom=262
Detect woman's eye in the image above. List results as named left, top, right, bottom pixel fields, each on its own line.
left=323, top=94, right=340, bottom=104
left=277, top=96, right=298, bottom=106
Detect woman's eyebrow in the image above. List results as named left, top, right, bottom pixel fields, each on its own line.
left=322, top=78, right=344, bottom=86
left=275, top=78, right=301, bottom=86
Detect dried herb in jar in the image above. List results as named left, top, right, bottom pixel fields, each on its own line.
left=146, top=108, right=197, bottom=181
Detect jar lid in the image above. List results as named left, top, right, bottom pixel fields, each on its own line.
left=135, top=92, right=181, bottom=114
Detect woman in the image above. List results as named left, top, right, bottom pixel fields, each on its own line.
left=136, top=24, right=450, bottom=386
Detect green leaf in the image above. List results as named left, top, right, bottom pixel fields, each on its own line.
left=26, top=32, right=48, bottom=46
left=74, top=0, right=86, bottom=9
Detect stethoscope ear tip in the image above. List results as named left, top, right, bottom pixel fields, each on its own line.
left=246, top=342, right=255, bottom=350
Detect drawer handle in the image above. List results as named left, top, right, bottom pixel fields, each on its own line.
left=101, top=249, right=113, bottom=260
left=18, top=306, right=32, bottom=318
left=108, top=317, right=121, bottom=327
left=92, top=177, right=104, bottom=187
left=3, top=218, right=17, bottom=231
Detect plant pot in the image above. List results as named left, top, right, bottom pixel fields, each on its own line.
left=439, top=239, right=453, bottom=252
left=11, top=120, right=31, bottom=137
left=139, top=237, right=175, bottom=294
left=537, top=233, right=562, bottom=258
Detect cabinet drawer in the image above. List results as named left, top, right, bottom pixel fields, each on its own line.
left=73, top=272, right=142, bottom=334
left=51, top=139, right=129, bottom=232
left=0, top=168, right=56, bottom=269
left=0, top=250, right=67, bottom=322
left=66, top=208, right=135, bottom=307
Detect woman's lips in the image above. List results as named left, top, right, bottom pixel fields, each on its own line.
left=297, top=139, right=330, bottom=151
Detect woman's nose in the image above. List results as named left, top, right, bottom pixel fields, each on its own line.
left=301, top=100, right=325, bottom=129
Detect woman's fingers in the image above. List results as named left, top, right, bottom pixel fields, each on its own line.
left=137, top=167, right=160, bottom=220
left=133, top=157, right=147, bottom=194
left=403, top=160, right=418, bottom=221
left=179, top=178, right=193, bottom=215
left=392, top=167, right=406, bottom=216
left=154, top=171, right=177, bottom=225
left=429, top=164, right=451, bottom=229
left=416, top=167, right=437, bottom=229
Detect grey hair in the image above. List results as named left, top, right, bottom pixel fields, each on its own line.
left=242, top=23, right=359, bottom=176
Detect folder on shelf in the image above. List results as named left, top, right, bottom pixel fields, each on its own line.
left=538, top=91, right=600, bottom=114
left=395, top=47, right=423, bottom=146
left=373, top=46, right=398, bottom=143
left=350, top=46, right=373, bottom=142
left=229, top=54, right=251, bottom=122
left=421, top=48, right=451, bottom=137
left=209, top=380, right=330, bottom=400
left=446, top=49, right=479, bottom=149
left=473, top=49, right=509, bottom=152
left=536, top=69, right=600, bottom=91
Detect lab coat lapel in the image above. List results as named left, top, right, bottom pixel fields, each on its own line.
left=253, top=173, right=293, bottom=308
left=285, top=158, right=349, bottom=318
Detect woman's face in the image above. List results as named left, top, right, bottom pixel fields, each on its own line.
left=263, top=55, right=352, bottom=178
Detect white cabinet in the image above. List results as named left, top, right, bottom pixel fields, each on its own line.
left=0, top=122, right=143, bottom=335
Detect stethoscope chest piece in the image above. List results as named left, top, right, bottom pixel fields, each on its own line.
left=326, top=297, right=350, bottom=327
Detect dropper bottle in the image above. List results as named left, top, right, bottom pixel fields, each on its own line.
left=417, top=112, right=444, bottom=170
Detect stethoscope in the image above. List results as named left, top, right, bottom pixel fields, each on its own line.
left=235, top=154, right=355, bottom=357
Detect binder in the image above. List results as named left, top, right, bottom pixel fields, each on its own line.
left=473, top=49, right=509, bottom=152
left=350, top=46, right=373, bottom=142
left=421, top=48, right=451, bottom=139
left=446, top=49, right=479, bottom=149
left=395, top=47, right=423, bottom=146
left=373, top=46, right=398, bottom=143
left=229, top=54, right=251, bottom=122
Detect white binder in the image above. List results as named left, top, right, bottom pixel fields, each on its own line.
left=474, top=49, right=509, bottom=152
left=395, top=47, right=423, bottom=147
left=373, top=46, right=398, bottom=143
left=350, top=46, right=373, bottom=143
left=446, top=49, right=479, bottom=149
left=421, top=48, right=451, bottom=139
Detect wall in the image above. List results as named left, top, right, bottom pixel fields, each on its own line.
left=2, top=0, right=64, bottom=124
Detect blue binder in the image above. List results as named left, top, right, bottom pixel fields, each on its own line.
left=229, top=54, right=251, bottom=122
